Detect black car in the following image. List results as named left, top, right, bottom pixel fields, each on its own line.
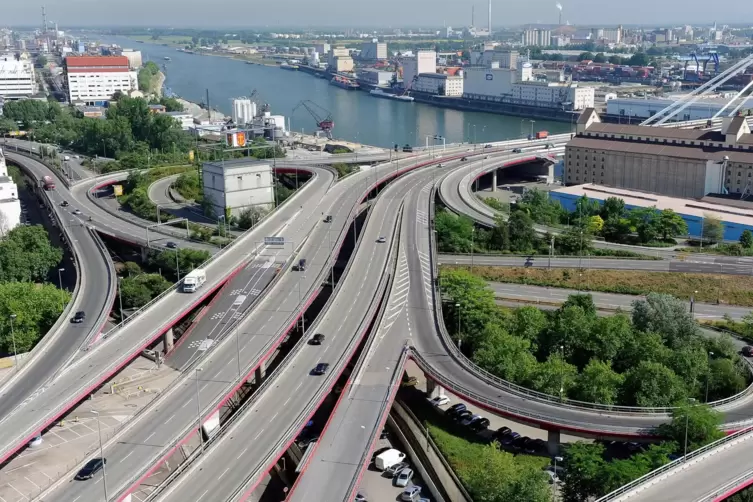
left=743, top=346, right=753, bottom=357
left=324, top=215, right=333, bottom=223
left=380, top=429, right=390, bottom=440
left=61, top=200, right=69, bottom=207
left=461, top=157, right=467, bottom=161
left=512, top=436, right=530, bottom=450
left=469, top=417, right=490, bottom=432
left=512, top=148, right=522, bottom=153
left=312, top=363, right=329, bottom=375
left=454, top=410, right=473, bottom=422
left=71, top=311, right=86, bottom=324
left=165, top=241, right=178, bottom=249
left=292, top=258, right=307, bottom=272
left=493, top=427, right=512, bottom=440
left=484, top=144, right=493, bottom=148
left=75, top=458, right=106, bottom=480
left=402, top=144, right=413, bottom=153
left=310, top=333, right=325, bottom=345
left=446, top=403, right=466, bottom=417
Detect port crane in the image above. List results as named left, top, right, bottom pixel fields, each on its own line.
left=293, top=100, right=334, bottom=139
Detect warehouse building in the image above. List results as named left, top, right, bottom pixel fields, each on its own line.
left=0, top=55, right=36, bottom=98
left=565, top=109, right=753, bottom=199
left=64, top=55, right=136, bottom=105
left=402, top=51, right=436, bottom=89
left=413, top=73, right=464, bottom=96
left=360, top=41, right=388, bottom=60
left=550, top=183, right=753, bottom=242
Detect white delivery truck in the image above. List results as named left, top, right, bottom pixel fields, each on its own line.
left=183, top=268, right=206, bottom=293
left=375, top=448, right=406, bottom=471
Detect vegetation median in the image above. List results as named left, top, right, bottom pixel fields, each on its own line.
left=446, top=265, right=753, bottom=307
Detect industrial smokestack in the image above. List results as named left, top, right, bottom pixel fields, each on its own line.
left=488, top=0, right=492, bottom=37
left=556, top=2, right=563, bottom=25
left=472, top=5, right=474, bottom=27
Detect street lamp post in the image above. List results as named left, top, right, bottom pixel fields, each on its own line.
left=175, top=246, right=181, bottom=281
left=470, top=228, right=475, bottom=273
left=553, top=455, right=563, bottom=497
left=9, top=314, right=18, bottom=371
left=455, top=302, right=462, bottom=351
left=57, top=267, right=65, bottom=290
left=118, top=277, right=124, bottom=322
left=706, top=351, right=714, bottom=402
left=91, top=410, right=108, bottom=501
left=684, top=398, right=697, bottom=459
left=195, top=367, right=204, bottom=452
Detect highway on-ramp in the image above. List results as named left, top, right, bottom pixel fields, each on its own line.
left=0, top=153, right=117, bottom=421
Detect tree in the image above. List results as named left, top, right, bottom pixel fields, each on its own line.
left=702, top=214, right=724, bottom=243
left=741, top=230, right=753, bottom=249
left=668, top=344, right=712, bottom=395
left=439, top=268, right=500, bottom=351
left=554, top=226, right=594, bottom=255
left=601, top=197, right=626, bottom=221
left=579, top=52, right=595, bottom=61
left=507, top=210, right=537, bottom=252
left=473, top=323, right=538, bottom=384
left=629, top=206, right=659, bottom=243
left=655, top=209, right=688, bottom=240
left=657, top=402, right=724, bottom=451
left=616, top=331, right=672, bottom=372
left=488, top=214, right=510, bottom=251
left=36, top=55, right=48, bottom=67
left=631, top=293, right=697, bottom=348
left=561, top=442, right=606, bottom=502
left=707, top=358, right=747, bottom=402
left=586, top=313, right=633, bottom=363
left=148, top=248, right=210, bottom=280
left=508, top=306, right=548, bottom=343
left=629, top=52, right=650, bottom=66
left=608, top=55, right=624, bottom=65
left=0, top=282, right=70, bottom=353
left=435, top=209, right=474, bottom=253
left=574, top=359, right=625, bottom=405
left=119, top=273, right=171, bottom=310
left=587, top=215, right=604, bottom=234
left=0, top=117, right=17, bottom=135
left=592, top=53, right=607, bottom=63
left=529, top=353, right=579, bottom=398
left=561, top=293, right=597, bottom=317
left=622, top=361, right=687, bottom=407
left=0, top=225, right=63, bottom=283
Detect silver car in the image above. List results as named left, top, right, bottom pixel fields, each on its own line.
left=401, top=486, right=422, bottom=501
left=384, top=461, right=409, bottom=478
left=395, top=468, right=413, bottom=487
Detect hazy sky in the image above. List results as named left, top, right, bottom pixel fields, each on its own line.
left=6, top=0, right=753, bottom=28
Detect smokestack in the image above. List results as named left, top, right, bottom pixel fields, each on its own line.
left=556, top=3, right=563, bottom=25
left=488, top=0, right=492, bottom=37
left=472, top=5, right=474, bottom=27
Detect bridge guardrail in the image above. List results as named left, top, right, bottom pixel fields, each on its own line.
left=595, top=426, right=753, bottom=501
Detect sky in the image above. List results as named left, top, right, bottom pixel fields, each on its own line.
left=5, top=0, right=753, bottom=28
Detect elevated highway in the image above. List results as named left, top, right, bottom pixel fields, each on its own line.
left=0, top=154, right=117, bottom=421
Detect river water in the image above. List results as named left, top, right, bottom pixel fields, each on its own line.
left=104, top=36, right=571, bottom=148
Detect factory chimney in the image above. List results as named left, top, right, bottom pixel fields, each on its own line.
left=488, top=0, right=492, bottom=37
left=472, top=5, right=475, bottom=27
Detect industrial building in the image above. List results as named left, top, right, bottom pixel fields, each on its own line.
left=413, top=73, right=464, bottom=96
left=0, top=55, right=36, bottom=98
left=402, top=51, right=437, bottom=89
left=166, top=111, right=194, bottom=130
left=120, top=49, right=143, bottom=70
left=0, top=149, right=20, bottom=235
left=469, top=49, right=519, bottom=68
left=550, top=183, right=753, bottom=242
left=606, top=96, right=753, bottom=122
left=565, top=109, right=753, bottom=199
left=360, top=41, right=387, bottom=60
left=521, top=29, right=551, bottom=47
left=202, top=159, right=274, bottom=218
left=513, top=81, right=595, bottom=110
left=64, top=55, right=136, bottom=105
left=356, top=69, right=394, bottom=88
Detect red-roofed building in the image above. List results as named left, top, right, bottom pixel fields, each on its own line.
left=64, top=55, right=137, bottom=104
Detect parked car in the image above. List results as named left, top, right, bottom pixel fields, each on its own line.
left=523, top=438, right=538, bottom=454
left=395, top=468, right=413, bottom=487
left=401, top=485, right=422, bottom=501
left=492, top=427, right=512, bottom=440
left=468, top=417, right=490, bottom=432
left=75, top=458, right=106, bottom=480
left=379, top=429, right=390, bottom=440
left=384, top=461, right=410, bottom=478
left=429, top=395, right=450, bottom=407
left=401, top=376, right=418, bottom=387
left=446, top=403, right=466, bottom=417
left=512, top=436, right=530, bottom=450
left=454, top=410, right=473, bottom=422
left=461, top=414, right=482, bottom=426
left=530, top=438, right=547, bottom=453
left=312, top=363, right=329, bottom=375
left=501, top=432, right=520, bottom=445
left=309, top=333, right=325, bottom=345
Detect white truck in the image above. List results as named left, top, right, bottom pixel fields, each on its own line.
left=375, top=448, right=406, bottom=471
left=182, top=268, right=206, bottom=293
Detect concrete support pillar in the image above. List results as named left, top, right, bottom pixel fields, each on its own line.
left=547, top=429, right=561, bottom=457
left=547, top=163, right=554, bottom=184
left=425, top=379, right=437, bottom=397
left=255, top=360, right=266, bottom=385
left=163, top=328, right=174, bottom=354
left=492, top=169, right=498, bottom=192
left=140, top=247, right=149, bottom=262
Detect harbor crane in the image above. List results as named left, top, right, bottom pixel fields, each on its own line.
left=293, top=100, right=334, bottom=139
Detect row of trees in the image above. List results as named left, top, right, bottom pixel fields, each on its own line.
left=0, top=225, right=68, bottom=354
left=441, top=268, right=749, bottom=407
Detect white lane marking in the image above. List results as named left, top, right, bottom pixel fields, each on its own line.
left=237, top=446, right=249, bottom=459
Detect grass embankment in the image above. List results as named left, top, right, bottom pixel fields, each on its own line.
left=402, top=392, right=550, bottom=501
left=173, top=170, right=202, bottom=201
left=447, top=265, right=753, bottom=307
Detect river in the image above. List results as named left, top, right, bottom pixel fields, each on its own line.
left=103, top=36, right=571, bottom=148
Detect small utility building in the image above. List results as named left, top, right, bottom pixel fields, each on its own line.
left=202, top=159, right=274, bottom=218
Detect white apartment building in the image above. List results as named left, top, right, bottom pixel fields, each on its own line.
left=512, top=81, right=595, bottom=110
left=0, top=148, right=20, bottom=235
left=402, top=50, right=436, bottom=89
left=202, top=159, right=274, bottom=217
left=413, top=73, right=464, bottom=96
left=65, top=55, right=136, bottom=105
left=0, top=56, right=36, bottom=97
left=470, top=50, right=519, bottom=68
left=522, top=29, right=551, bottom=47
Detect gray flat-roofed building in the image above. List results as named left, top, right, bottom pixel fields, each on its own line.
left=202, top=159, right=274, bottom=218
left=565, top=110, right=753, bottom=199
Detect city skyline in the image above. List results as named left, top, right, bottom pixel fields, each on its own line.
left=4, top=0, right=753, bottom=29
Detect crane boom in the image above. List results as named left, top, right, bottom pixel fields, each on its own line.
left=293, top=100, right=334, bottom=139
